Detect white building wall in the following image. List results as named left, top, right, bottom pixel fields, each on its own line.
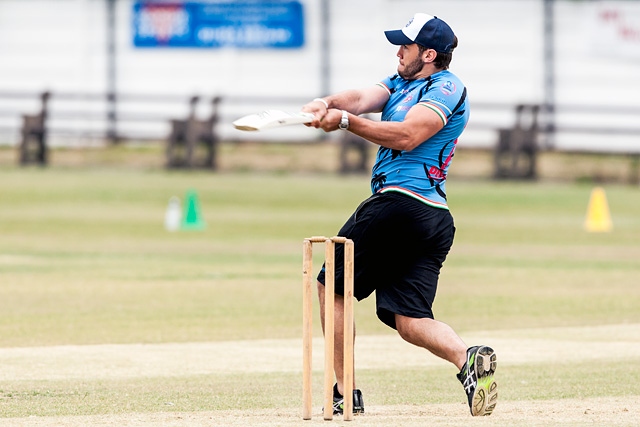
left=0, top=0, right=639, bottom=151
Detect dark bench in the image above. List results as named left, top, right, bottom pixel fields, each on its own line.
left=166, top=96, right=221, bottom=169
left=19, top=91, right=50, bottom=166
left=494, top=104, right=539, bottom=180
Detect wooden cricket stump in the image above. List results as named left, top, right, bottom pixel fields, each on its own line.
left=302, top=236, right=354, bottom=421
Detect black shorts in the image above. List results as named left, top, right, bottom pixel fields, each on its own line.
left=317, top=191, right=455, bottom=330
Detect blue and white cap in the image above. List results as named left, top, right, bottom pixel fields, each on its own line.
left=384, top=13, right=455, bottom=53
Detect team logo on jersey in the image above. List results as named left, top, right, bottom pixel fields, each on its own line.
left=402, top=94, right=413, bottom=103
left=440, top=81, right=456, bottom=95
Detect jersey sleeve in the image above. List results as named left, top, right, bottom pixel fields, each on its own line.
left=377, top=74, right=397, bottom=96
left=418, top=78, right=466, bottom=127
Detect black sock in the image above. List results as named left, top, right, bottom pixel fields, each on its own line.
left=333, top=383, right=342, bottom=398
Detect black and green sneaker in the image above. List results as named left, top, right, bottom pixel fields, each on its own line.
left=457, top=346, right=498, bottom=416
left=332, top=383, right=365, bottom=415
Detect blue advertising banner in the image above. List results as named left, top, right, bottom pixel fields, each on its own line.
left=133, top=1, right=305, bottom=48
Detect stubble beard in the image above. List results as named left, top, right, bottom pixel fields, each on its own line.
left=398, top=56, right=424, bottom=80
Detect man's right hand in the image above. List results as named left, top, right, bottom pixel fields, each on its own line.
left=301, top=98, right=329, bottom=128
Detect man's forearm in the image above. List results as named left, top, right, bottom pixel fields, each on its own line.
left=320, top=86, right=387, bottom=116
left=323, top=90, right=367, bottom=115
left=347, top=114, right=419, bottom=151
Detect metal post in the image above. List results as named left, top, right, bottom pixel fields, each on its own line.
left=320, top=0, right=331, bottom=97
left=543, top=0, right=555, bottom=149
left=106, top=0, right=118, bottom=144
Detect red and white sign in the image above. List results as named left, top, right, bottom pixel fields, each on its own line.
left=586, top=1, right=640, bottom=59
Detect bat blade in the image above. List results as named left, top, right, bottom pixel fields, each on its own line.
left=233, top=110, right=314, bottom=131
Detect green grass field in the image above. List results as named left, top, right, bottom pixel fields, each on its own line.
left=0, top=164, right=639, bottom=425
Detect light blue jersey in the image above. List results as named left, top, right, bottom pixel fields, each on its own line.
left=372, top=70, right=469, bottom=209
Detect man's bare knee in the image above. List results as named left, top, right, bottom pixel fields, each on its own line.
left=395, top=314, right=416, bottom=342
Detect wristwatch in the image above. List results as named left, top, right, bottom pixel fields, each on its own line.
left=338, top=110, right=349, bottom=130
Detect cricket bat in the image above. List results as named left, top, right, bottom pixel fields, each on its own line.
left=233, top=110, right=315, bottom=131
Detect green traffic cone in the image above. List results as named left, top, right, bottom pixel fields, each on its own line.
left=181, top=190, right=206, bottom=230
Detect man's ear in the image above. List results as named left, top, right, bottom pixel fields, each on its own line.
left=423, top=49, right=434, bottom=64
